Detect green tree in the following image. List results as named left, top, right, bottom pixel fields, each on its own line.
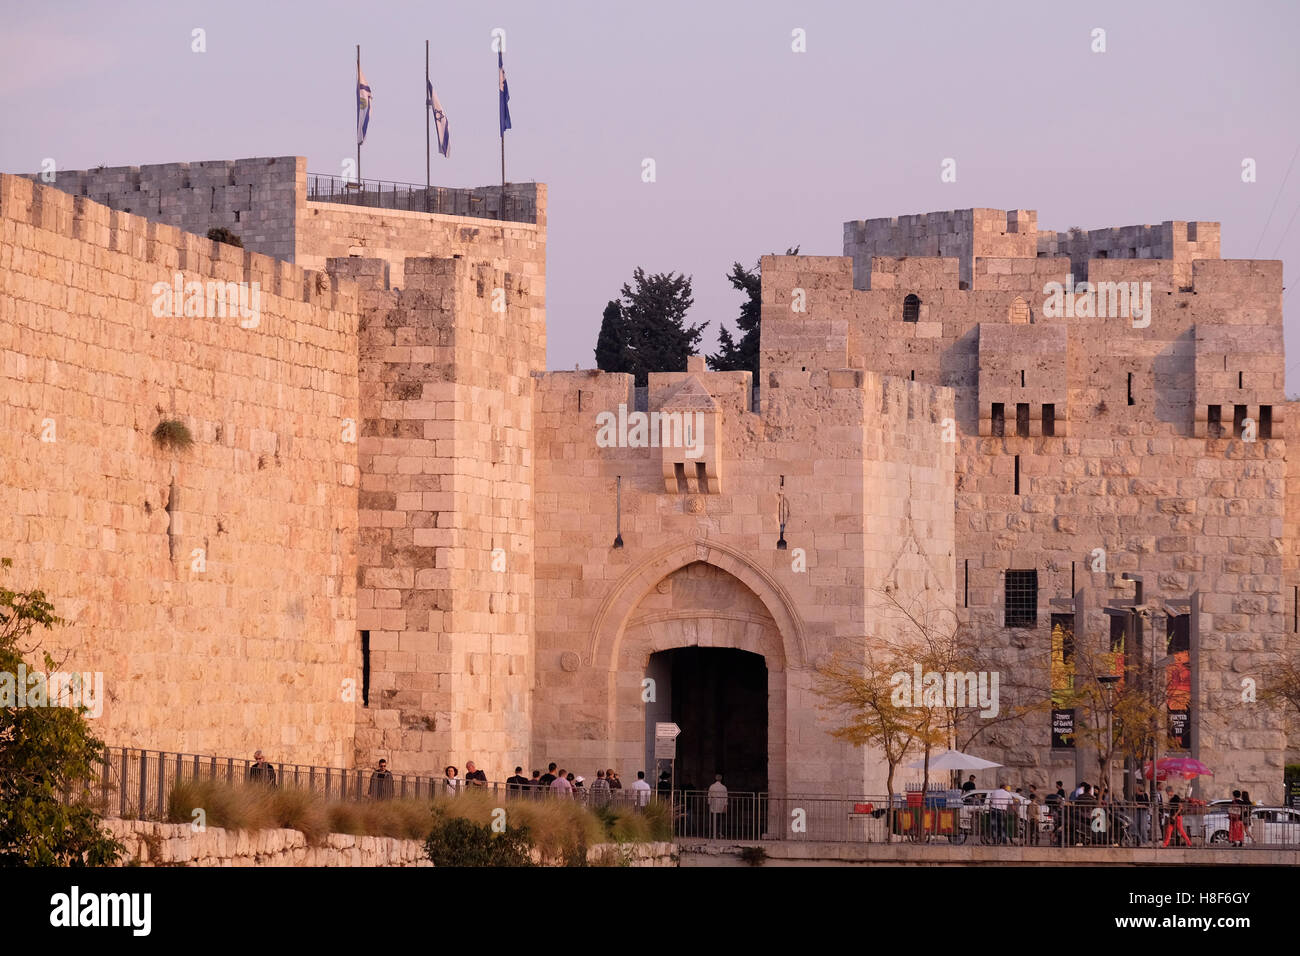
left=708, top=246, right=799, bottom=377
left=0, top=559, right=122, bottom=866
left=594, top=299, right=629, bottom=373
left=616, top=268, right=704, bottom=387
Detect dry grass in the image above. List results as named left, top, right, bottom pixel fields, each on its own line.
left=167, top=779, right=669, bottom=859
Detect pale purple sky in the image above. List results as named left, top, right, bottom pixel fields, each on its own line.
left=4, top=1, right=1299, bottom=384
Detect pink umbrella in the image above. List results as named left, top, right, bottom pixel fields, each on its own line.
left=1143, top=757, right=1214, bottom=781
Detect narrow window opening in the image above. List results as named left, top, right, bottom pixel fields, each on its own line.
left=1238, top=371, right=1243, bottom=389
left=964, top=559, right=969, bottom=608
left=1043, top=403, right=1056, bottom=437
left=695, top=461, right=708, bottom=492
left=1260, top=405, right=1273, bottom=439
left=674, top=462, right=687, bottom=493
left=903, top=293, right=921, bottom=323
left=910, top=370, right=915, bottom=381
left=1014, top=454, right=1021, bottom=494
left=1233, top=404, right=1248, bottom=439
left=1207, top=405, right=1223, bottom=439
left=1127, top=372, right=1134, bottom=406
left=1096, top=250, right=1108, bottom=259
left=1020, top=370, right=1025, bottom=388
left=360, top=630, right=371, bottom=708
left=1016, top=403, right=1029, bottom=437
left=1294, top=586, right=1298, bottom=633
left=991, top=403, right=1005, bottom=437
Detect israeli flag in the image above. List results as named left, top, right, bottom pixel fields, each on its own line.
left=357, top=66, right=372, bottom=146
left=498, top=50, right=511, bottom=136
left=427, top=79, right=450, bottom=157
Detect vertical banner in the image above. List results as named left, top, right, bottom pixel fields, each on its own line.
left=1050, top=613, right=1075, bottom=749
left=1166, top=614, right=1191, bottom=750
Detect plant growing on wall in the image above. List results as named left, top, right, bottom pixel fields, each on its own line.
left=0, top=559, right=123, bottom=865
left=152, top=419, right=193, bottom=450
left=206, top=227, right=243, bottom=248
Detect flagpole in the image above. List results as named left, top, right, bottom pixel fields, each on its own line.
left=500, top=133, right=506, bottom=221
left=356, top=44, right=362, bottom=184
left=425, top=40, right=430, bottom=197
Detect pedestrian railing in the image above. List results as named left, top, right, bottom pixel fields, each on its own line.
left=72, top=751, right=1293, bottom=849
left=668, top=791, right=1297, bottom=849
left=306, top=173, right=537, bottom=224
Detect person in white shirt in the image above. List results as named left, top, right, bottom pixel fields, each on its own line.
left=630, top=770, right=652, bottom=808
left=707, top=774, right=728, bottom=838
left=988, top=784, right=1015, bottom=844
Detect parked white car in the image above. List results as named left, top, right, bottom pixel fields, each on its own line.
left=1203, top=806, right=1300, bottom=846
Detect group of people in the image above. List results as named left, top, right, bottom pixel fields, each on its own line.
left=245, top=749, right=667, bottom=807
left=961, top=774, right=1257, bottom=847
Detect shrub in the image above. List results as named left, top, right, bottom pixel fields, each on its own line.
left=207, top=227, right=243, bottom=248
left=424, top=817, right=533, bottom=867
left=152, top=419, right=193, bottom=450
left=739, top=845, right=768, bottom=867
left=0, top=559, right=123, bottom=865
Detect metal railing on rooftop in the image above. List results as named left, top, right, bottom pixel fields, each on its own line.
left=306, top=173, right=536, bottom=223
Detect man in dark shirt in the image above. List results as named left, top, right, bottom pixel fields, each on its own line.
left=507, top=766, right=530, bottom=792
left=368, top=759, right=394, bottom=800
left=539, top=763, right=558, bottom=787
left=961, top=774, right=977, bottom=793
left=464, top=760, right=488, bottom=788
left=247, top=750, right=277, bottom=788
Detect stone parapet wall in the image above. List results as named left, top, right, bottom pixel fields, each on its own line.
left=0, top=174, right=359, bottom=765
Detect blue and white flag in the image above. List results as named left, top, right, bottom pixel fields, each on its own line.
left=427, top=79, right=450, bottom=157
left=357, top=65, right=372, bottom=146
left=498, top=50, right=511, bottom=136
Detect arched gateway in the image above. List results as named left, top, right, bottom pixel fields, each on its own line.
left=584, top=538, right=806, bottom=797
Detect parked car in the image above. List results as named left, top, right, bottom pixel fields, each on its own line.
left=1204, top=807, right=1300, bottom=846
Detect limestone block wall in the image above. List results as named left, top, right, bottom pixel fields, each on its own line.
left=1039, top=220, right=1221, bottom=285
left=28, top=157, right=302, bottom=263
left=531, top=333, right=953, bottom=795
left=344, top=254, right=542, bottom=778
left=105, top=820, right=432, bottom=867
left=845, top=209, right=1037, bottom=288
left=789, top=227, right=1288, bottom=800
left=0, top=174, right=358, bottom=765
left=297, top=183, right=546, bottom=291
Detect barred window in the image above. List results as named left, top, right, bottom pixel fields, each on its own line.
left=1004, top=570, right=1038, bottom=628
left=903, top=294, right=921, bottom=323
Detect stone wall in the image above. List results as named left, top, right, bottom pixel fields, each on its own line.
left=774, top=213, right=1289, bottom=800
left=530, top=339, right=954, bottom=794
left=28, top=157, right=302, bottom=263
left=106, top=819, right=431, bottom=867
left=297, top=182, right=546, bottom=291
left=343, top=253, right=544, bottom=777
left=0, top=174, right=359, bottom=765
left=105, top=820, right=677, bottom=867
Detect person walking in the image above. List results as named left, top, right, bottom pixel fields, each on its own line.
left=368, top=758, right=394, bottom=800
left=1162, top=786, right=1191, bottom=847
left=989, top=784, right=1014, bottom=845
left=1241, top=791, right=1255, bottom=844
left=1228, top=790, right=1245, bottom=847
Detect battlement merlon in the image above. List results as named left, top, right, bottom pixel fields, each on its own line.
left=844, top=208, right=1222, bottom=289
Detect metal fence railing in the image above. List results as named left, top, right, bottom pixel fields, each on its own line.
left=305, top=173, right=537, bottom=223
left=667, top=790, right=1300, bottom=849
left=71, top=750, right=1297, bottom=850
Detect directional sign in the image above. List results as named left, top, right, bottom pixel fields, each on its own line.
left=655, top=722, right=681, bottom=738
